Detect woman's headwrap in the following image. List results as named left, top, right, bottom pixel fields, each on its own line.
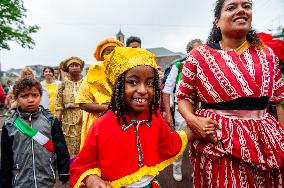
left=93, top=38, right=124, bottom=61
left=88, top=47, right=157, bottom=104
left=60, top=57, right=85, bottom=72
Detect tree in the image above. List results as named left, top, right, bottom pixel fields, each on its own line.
left=0, top=0, right=39, bottom=50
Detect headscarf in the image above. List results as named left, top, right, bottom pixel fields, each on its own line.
left=93, top=38, right=124, bottom=61
left=60, top=57, right=85, bottom=72
left=88, top=47, right=157, bottom=104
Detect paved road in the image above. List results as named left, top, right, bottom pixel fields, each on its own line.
left=156, top=147, right=193, bottom=188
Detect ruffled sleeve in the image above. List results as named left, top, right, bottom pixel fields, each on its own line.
left=70, top=124, right=101, bottom=188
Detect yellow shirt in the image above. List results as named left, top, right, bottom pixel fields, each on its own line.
left=45, top=82, right=58, bottom=114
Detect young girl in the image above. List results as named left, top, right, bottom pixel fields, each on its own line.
left=70, top=47, right=216, bottom=188
left=41, top=66, right=61, bottom=114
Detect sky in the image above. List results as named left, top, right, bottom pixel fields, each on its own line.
left=1, top=0, right=284, bottom=71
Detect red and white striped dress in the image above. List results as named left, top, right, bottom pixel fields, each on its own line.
left=177, top=44, right=284, bottom=188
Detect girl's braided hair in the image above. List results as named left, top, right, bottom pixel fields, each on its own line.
left=109, top=68, right=160, bottom=125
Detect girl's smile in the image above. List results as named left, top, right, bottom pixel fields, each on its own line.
left=124, top=65, right=155, bottom=118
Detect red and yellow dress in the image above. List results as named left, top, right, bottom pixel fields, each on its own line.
left=70, top=110, right=188, bottom=188
left=177, top=44, right=284, bottom=187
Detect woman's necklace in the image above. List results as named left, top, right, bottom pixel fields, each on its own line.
left=219, top=40, right=250, bottom=55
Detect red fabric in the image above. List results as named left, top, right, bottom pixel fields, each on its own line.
left=177, top=45, right=284, bottom=104
left=0, top=84, right=5, bottom=104
left=177, top=45, right=284, bottom=187
left=70, top=110, right=183, bottom=186
left=192, top=109, right=284, bottom=169
left=151, top=180, right=161, bottom=188
left=258, top=32, right=284, bottom=61
left=191, top=150, right=284, bottom=187
left=43, top=140, right=55, bottom=153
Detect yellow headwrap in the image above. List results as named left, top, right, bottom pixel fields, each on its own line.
left=87, top=47, right=157, bottom=104
left=60, top=57, right=85, bottom=72
left=93, top=38, right=124, bottom=61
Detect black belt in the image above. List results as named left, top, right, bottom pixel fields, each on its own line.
left=201, top=96, right=269, bottom=110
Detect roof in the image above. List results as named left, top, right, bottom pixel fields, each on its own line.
left=147, top=47, right=176, bottom=57
left=116, top=29, right=124, bottom=36
left=147, top=47, right=186, bottom=58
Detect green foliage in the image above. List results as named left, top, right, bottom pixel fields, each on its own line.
left=0, top=0, right=39, bottom=50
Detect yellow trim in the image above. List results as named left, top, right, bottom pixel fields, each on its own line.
left=235, top=40, right=250, bottom=55
left=73, top=168, right=101, bottom=188
left=109, top=131, right=188, bottom=188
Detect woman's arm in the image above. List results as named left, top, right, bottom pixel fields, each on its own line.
left=79, top=103, right=108, bottom=114
left=56, top=84, right=64, bottom=121
left=178, top=99, right=217, bottom=142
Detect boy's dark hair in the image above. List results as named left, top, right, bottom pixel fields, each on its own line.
left=13, top=77, right=42, bottom=98
left=206, top=0, right=262, bottom=48
left=43, top=66, right=55, bottom=76
left=109, top=68, right=160, bottom=125
left=126, top=36, right=142, bottom=47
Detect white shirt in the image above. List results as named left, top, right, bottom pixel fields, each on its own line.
left=124, top=176, right=154, bottom=188
left=162, top=64, right=179, bottom=103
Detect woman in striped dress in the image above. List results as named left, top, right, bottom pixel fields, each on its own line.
left=177, top=0, right=284, bottom=187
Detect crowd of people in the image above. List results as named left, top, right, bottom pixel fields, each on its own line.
left=0, top=0, right=284, bottom=187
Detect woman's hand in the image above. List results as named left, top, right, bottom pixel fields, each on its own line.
left=178, top=99, right=218, bottom=143
left=79, top=103, right=108, bottom=114
left=84, top=175, right=112, bottom=188
left=187, top=116, right=218, bottom=143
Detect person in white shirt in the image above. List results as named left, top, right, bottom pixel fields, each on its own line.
left=162, top=39, right=203, bottom=181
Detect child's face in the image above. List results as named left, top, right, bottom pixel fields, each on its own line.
left=124, top=65, right=154, bottom=118
left=23, top=71, right=34, bottom=78
left=17, top=87, right=41, bottom=113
